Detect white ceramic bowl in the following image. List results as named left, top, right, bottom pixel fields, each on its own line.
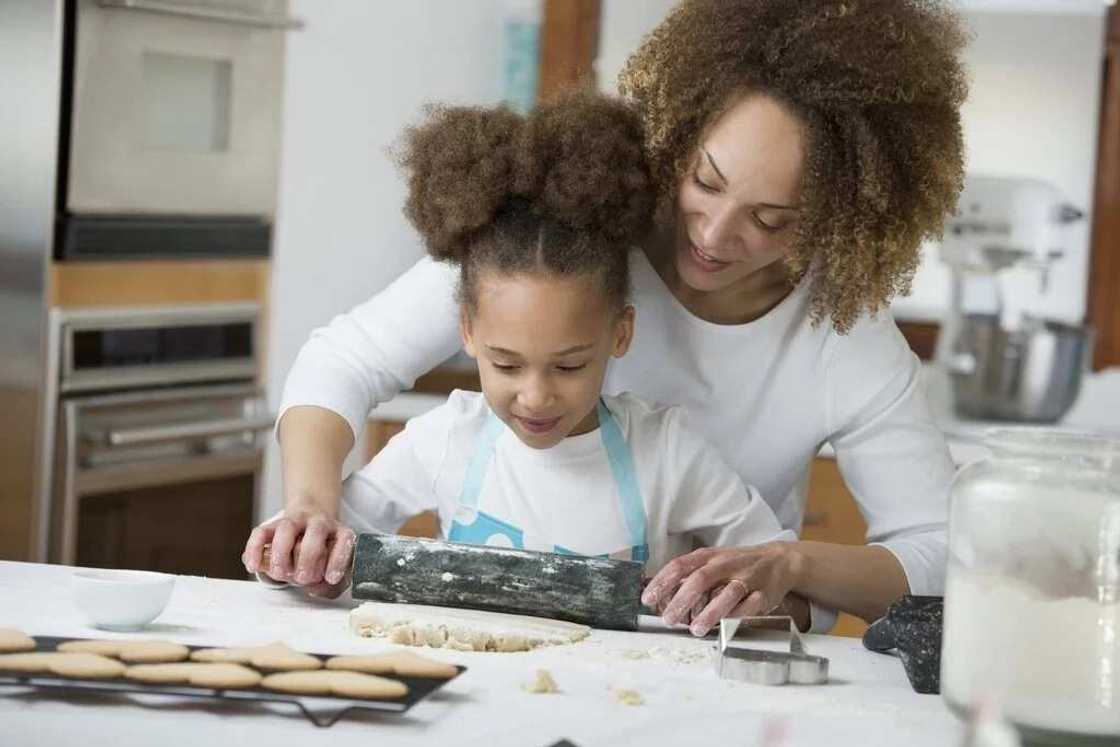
left=71, top=569, right=176, bottom=630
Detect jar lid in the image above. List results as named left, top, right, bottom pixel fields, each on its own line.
left=983, top=427, right=1120, bottom=472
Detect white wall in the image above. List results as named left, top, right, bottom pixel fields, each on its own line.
left=597, top=0, right=678, bottom=93
left=895, top=10, right=1106, bottom=324
left=597, top=2, right=1107, bottom=326
left=263, top=0, right=507, bottom=517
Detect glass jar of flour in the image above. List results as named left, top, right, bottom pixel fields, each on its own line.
left=942, top=429, right=1120, bottom=744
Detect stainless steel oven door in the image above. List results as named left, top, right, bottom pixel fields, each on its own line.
left=66, top=0, right=299, bottom=216
left=51, top=382, right=273, bottom=576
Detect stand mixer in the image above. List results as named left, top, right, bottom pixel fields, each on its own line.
left=937, top=176, right=1090, bottom=423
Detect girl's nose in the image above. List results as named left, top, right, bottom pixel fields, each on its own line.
left=517, top=374, right=554, bottom=412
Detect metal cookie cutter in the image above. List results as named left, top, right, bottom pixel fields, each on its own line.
left=713, top=616, right=830, bottom=685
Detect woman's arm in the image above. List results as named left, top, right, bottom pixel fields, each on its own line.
left=646, top=315, right=953, bottom=634
left=823, top=314, right=955, bottom=600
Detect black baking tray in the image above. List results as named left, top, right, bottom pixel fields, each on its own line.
left=0, top=636, right=465, bottom=727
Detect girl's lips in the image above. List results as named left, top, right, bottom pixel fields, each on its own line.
left=516, top=416, right=561, bottom=434
left=686, top=242, right=732, bottom=273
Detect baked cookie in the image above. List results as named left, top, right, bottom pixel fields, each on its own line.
left=0, top=651, right=124, bottom=679
left=57, top=639, right=189, bottom=663
left=325, top=651, right=457, bottom=679
left=261, top=670, right=408, bottom=700
left=191, top=642, right=322, bottom=672
left=0, top=652, right=60, bottom=673
left=48, top=653, right=126, bottom=679
left=0, top=628, right=36, bottom=653
left=125, top=662, right=262, bottom=689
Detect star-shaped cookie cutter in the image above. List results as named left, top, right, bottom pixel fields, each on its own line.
left=713, top=615, right=830, bottom=685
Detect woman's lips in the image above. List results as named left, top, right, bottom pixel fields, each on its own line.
left=516, top=416, right=561, bottom=434
left=686, top=242, right=732, bottom=273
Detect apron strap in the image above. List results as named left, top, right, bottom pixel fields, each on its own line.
left=455, top=409, right=506, bottom=511
left=597, top=399, right=647, bottom=552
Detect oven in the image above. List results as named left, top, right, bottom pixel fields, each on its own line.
left=57, top=0, right=302, bottom=259
left=45, top=304, right=272, bottom=578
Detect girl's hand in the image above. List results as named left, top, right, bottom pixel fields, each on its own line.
left=242, top=506, right=356, bottom=593
left=641, top=542, right=805, bottom=636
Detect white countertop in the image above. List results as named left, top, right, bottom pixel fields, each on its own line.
left=0, top=561, right=962, bottom=746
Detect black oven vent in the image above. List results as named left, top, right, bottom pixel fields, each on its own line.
left=57, top=214, right=271, bottom=260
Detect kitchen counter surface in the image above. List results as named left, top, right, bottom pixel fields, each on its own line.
left=0, top=560, right=962, bottom=746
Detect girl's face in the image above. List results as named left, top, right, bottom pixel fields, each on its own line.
left=672, top=92, right=806, bottom=294
left=461, top=270, right=633, bottom=450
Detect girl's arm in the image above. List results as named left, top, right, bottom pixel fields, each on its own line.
left=243, top=257, right=462, bottom=587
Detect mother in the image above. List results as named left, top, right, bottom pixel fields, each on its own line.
left=244, top=0, right=968, bottom=635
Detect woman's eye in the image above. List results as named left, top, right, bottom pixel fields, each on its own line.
left=557, top=364, right=587, bottom=373
left=692, top=172, right=719, bottom=194
left=752, top=213, right=782, bottom=233
left=492, top=362, right=519, bottom=372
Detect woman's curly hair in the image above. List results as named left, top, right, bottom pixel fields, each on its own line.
left=398, top=93, right=655, bottom=314
left=618, top=0, right=969, bottom=332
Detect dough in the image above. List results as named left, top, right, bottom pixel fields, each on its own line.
left=57, top=639, right=189, bottom=663
left=191, top=642, right=322, bottom=671
left=613, top=688, right=644, bottom=706
left=261, top=670, right=409, bottom=700
left=0, top=628, right=35, bottom=653
left=523, top=669, right=559, bottom=694
left=126, top=662, right=262, bottom=689
left=325, top=651, right=458, bottom=679
left=349, top=602, right=591, bottom=653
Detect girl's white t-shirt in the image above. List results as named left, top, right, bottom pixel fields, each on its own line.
left=281, top=249, right=955, bottom=615
left=340, top=390, right=795, bottom=573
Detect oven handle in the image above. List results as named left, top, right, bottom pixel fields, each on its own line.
left=97, top=0, right=304, bottom=30
left=99, top=415, right=276, bottom=447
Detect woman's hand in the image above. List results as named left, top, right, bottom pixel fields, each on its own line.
left=242, top=506, right=356, bottom=597
left=642, top=542, right=805, bottom=636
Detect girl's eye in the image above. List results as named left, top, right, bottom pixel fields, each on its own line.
left=557, top=364, right=587, bottom=373
left=692, top=172, right=719, bottom=194
left=492, top=362, right=519, bottom=372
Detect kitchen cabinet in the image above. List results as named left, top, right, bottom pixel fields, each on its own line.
left=802, top=458, right=870, bottom=638
left=1089, top=6, right=1120, bottom=370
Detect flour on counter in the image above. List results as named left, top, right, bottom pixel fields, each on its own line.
left=613, top=646, right=708, bottom=665
left=348, top=602, right=590, bottom=653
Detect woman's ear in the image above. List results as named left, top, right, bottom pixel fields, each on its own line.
left=612, top=305, right=635, bottom=358
left=460, top=311, right=478, bottom=359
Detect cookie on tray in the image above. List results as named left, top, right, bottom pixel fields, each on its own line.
left=261, top=670, right=408, bottom=700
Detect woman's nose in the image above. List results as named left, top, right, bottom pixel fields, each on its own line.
left=698, top=202, right=738, bottom=250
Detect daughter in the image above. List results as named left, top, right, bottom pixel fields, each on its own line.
left=250, top=95, right=793, bottom=601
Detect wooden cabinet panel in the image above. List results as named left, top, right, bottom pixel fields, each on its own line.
left=77, top=475, right=254, bottom=579
left=50, top=259, right=269, bottom=307
left=804, top=458, right=870, bottom=638
left=537, top=0, right=601, bottom=101
left=1089, top=8, right=1120, bottom=370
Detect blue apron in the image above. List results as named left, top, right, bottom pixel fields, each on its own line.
left=448, top=399, right=649, bottom=562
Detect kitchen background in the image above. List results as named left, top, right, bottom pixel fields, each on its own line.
left=2, top=1, right=1118, bottom=634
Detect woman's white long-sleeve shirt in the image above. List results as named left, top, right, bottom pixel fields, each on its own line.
left=281, top=249, right=955, bottom=606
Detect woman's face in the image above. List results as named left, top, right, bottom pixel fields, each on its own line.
left=461, top=270, right=633, bottom=450
left=672, top=92, right=806, bottom=294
